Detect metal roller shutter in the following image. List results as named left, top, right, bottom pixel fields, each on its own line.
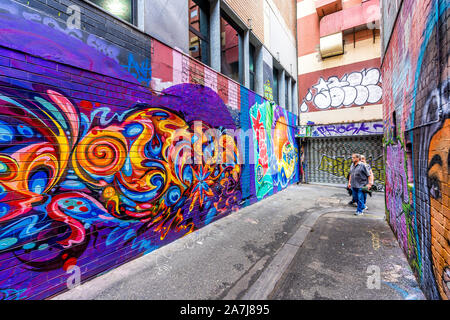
left=306, top=136, right=385, bottom=191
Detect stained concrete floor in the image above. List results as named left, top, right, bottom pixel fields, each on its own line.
left=52, top=184, right=424, bottom=300
left=270, top=212, right=425, bottom=300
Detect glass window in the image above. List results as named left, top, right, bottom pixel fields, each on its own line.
left=273, top=68, right=279, bottom=105
left=189, top=0, right=210, bottom=65
left=221, top=15, right=241, bottom=83
left=89, top=0, right=135, bottom=24
left=249, top=44, right=256, bottom=91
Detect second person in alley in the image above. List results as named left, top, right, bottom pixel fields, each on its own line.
left=348, top=154, right=372, bottom=216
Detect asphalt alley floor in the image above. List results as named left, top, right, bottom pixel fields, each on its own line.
left=53, top=184, right=425, bottom=300
left=269, top=210, right=425, bottom=300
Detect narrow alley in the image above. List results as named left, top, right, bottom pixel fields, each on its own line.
left=53, top=184, right=424, bottom=300
left=0, top=0, right=448, bottom=307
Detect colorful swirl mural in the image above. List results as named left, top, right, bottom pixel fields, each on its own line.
left=0, top=82, right=244, bottom=299
left=0, top=1, right=299, bottom=299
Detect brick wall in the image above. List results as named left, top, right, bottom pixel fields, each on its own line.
left=0, top=0, right=299, bottom=299
left=272, top=0, right=297, bottom=39
left=223, top=0, right=265, bottom=42
left=382, top=0, right=449, bottom=300
left=224, top=0, right=297, bottom=45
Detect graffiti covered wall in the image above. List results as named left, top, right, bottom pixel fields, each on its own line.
left=299, top=58, right=382, bottom=113
left=250, top=101, right=298, bottom=200
left=382, top=0, right=449, bottom=300
left=0, top=0, right=299, bottom=299
left=310, top=121, right=384, bottom=138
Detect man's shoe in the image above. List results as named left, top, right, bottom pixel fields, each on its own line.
left=354, top=211, right=363, bottom=216
left=364, top=206, right=369, bottom=211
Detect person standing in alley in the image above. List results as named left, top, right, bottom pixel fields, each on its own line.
left=348, top=154, right=372, bottom=216
left=347, top=162, right=357, bottom=207
left=360, top=155, right=375, bottom=211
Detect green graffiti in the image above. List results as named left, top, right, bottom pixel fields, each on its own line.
left=384, top=138, right=422, bottom=278
left=251, top=101, right=274, bottom=200
left=318, top=155, right=385, bottom=184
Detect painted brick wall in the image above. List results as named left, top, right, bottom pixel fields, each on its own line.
left=382, top=0, right=449, bottom=300
left=0, top=0, right=299, bottom=300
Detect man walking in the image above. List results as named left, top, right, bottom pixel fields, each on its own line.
left=347, top=162, right=357, bottom=207
left=360, top=155, right=375, bottom=210
left=348, top=154, right=372, bottom=216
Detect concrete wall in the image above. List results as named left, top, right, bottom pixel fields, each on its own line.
left=0, top=0, right=299, bottom=299
left=382, top=0, right=449, bottom=300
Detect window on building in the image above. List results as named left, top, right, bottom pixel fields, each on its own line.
left=249, top=44, right=256, bottom=91
left=221, top=13, right=241, bottom=83
left=89, top=0, right=136, bottom=24
left=273, top=67, right=279, bottom=105
left=189, top=0, right=210, bottom=65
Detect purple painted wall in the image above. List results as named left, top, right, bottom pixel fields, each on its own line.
left=0, top=0, right=299, bottom=299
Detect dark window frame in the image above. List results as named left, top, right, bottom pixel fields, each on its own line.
left=189, top=0, right=211, bottom=65
left=220, top=10, right=244, bottom=84
left=249, top=44, right=256, bottom=91
left=85, top=0, right=138, bottom=26
left=273, top=67, right=279, bottom=105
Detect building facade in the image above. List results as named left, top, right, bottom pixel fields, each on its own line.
left=296, top=0, right=385, bottom=190
left=382, top=0, right=449, bottom=300
left=0, top=0, right=299, bottom=299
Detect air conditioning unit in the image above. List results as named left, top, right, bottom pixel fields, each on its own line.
left=319, top=32, right=344, bottom=58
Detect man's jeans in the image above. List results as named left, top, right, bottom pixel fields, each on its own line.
left=351, top=189, right=357, bottom=203
left=351, top=189, right=367, bottom=204
left=352, top=187, right=365, bottom=213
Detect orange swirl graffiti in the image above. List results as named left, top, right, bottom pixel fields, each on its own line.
left=73, top=128, right=128, bottom=187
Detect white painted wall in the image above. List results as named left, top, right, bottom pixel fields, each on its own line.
left=299, top=104, right=383, bottom=125
left=264, top=0, right=297, bottom=78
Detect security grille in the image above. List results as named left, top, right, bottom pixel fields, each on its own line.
left=306, top=136, right=385, bottom=191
